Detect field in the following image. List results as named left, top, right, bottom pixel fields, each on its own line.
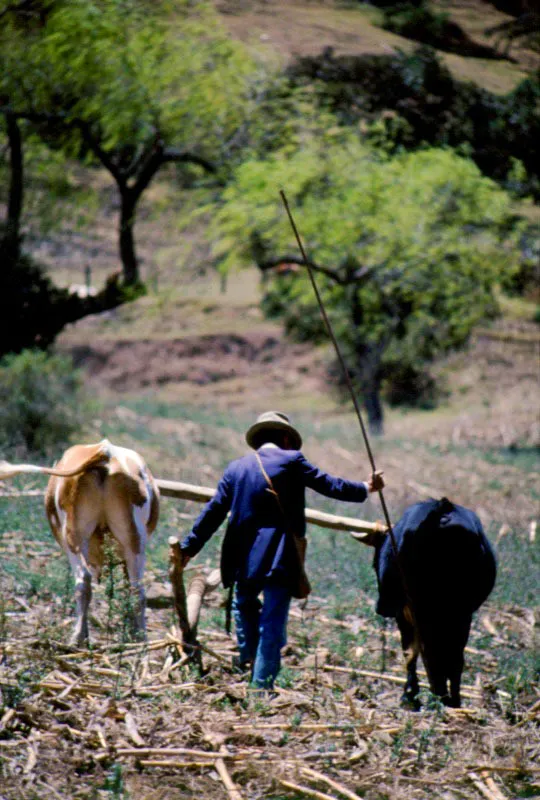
left=1, top=253, right=538, bottom=798
left=1, top=1, right=540, bottom=798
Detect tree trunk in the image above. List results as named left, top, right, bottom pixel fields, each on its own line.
left=1, top=112, right=23, bottom=261
left=364, top=389, right=384, bottom=436
left=119, top=189, right=139, bottom=286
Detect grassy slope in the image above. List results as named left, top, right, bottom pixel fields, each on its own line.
left=215, top=0, right=539, bottom=94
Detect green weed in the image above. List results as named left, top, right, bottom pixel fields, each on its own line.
left=0, top=349, right=89, bottom=458
left=275, top=667, right=296, bottom=689
left=391, top=718, right=413, bottom=763
left=101, top=763, right=129, bottom=799
left=415, top=697, right=444, bottom=765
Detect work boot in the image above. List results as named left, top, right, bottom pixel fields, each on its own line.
left=232, top=655, right=251, bottom=675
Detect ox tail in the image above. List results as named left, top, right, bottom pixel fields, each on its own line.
left=0, top=445, right=110, bottom=481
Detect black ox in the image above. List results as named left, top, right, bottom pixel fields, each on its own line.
left=374, top=497, right=497, bottom=709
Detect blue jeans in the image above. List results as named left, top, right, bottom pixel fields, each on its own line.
left=233, top=582, right=291, bottom=689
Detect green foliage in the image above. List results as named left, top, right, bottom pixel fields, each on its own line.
left=242, top=80, right=339, bottom=162
left=383, top=2, right=449, bottom=42
left=0, top=0, right=255, bottom=163
left=499, top=221, right=540, bottom=299
left=288, top=47, right=540, bottom=200
left=211, top=134, right=518, bottom=414
left=0, top=122, right=99, bottom=234
left=0, top=349, right=87, bottom=457
left=0, top=0, right=259, bottom=285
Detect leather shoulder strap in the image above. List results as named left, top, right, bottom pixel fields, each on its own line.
left=254, top=451, right=285, bottom=515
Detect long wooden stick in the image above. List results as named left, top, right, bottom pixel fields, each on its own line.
left=11, top=476, right=386, bottom=541
left=157, top=479, right=386, bottom=540
left=278, top=779, right=339, bottom=800
left=301, top=767, right=364, bottom=800
left=278, top=190, right=394, bottom=539
left=168, top=537, right=191, bottom=646
left=216, top=753, right=244, bottom=800
left=279, top=189, right=425, bottom=676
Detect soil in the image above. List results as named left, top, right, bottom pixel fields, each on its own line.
left=65, top=332, right=322, bottom=395
left=58, top=310, right=540, bottom=451
left=215, top=0, right=540, bottom=91
left=0, top=555, right=537, bottom=800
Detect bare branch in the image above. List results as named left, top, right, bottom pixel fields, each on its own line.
left=125, top=143, right=216, bottom=199
left=76, top=121, right=123, bottom=185
left=161, top=147, right=216, bottom=174
left=257, top=256, right=346, bottom=285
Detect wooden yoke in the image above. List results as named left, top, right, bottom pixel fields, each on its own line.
left=168, top=536, right=222, bottom=668
left=168, top=537, right=191, bottom=646
left=158, top=479, right=387, bottom=543
left=187, top=568, right=221, bottom=641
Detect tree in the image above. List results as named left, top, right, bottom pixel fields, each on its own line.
left=210, top=133, right=518, bottom=433
left=0, top=111, right=23, bottom=262
left=287, top=47, right=540, bottom=200
left=485, top=7, right=540, bottom=56
left=0, top=0, right=255, bottom=285
left=0, top=94, right=131, bottom=358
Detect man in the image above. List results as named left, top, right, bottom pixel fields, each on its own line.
left=180, top=411, right=384, bottom=690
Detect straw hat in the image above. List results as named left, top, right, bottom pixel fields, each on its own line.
left=245, top=411, right=302, bottom=450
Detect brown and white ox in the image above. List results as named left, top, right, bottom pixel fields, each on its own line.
left=0, top=440, right=159, bottom=645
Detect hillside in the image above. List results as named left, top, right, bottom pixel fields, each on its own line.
left=215, top=0, right=540, bottom=93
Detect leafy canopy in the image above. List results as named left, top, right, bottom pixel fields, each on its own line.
left=211, top=132, right=518, bottom=371
left=0, top=0, right=256, bottom=160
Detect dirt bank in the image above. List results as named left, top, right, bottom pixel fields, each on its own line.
left=63, top=331, right=327, bottom=397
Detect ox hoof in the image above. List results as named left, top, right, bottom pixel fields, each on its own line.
left=69, top=633, right=89, bottom=648
left=442, top=696, right=461, bottom=709
left=400, top=693, right=421, bottom=712
left=130, top=628, right=147, bottom=644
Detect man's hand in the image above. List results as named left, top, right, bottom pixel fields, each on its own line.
left=367, top=470, right=385, bottom=493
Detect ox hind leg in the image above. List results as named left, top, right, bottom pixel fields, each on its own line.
left=66, top=506, right=102, bottom=646
left=120, top=538, right=147, bottom=641
left=104, top=479, right=149, bottom=641
left=67, top=478, right=107, bottom=646
left=66, top=548, right=93, bottom=646
left=396, top=605, right=421, bottom=710
left=418, top=615, right=469, bottom=708
left=48, top=480, right=102, bottom=647
left=446, top=614, right=472, bottom=708
left=420, top=631, right=450, bottom=706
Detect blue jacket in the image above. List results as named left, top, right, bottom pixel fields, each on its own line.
left=180, top=445, right=369, bottom=590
